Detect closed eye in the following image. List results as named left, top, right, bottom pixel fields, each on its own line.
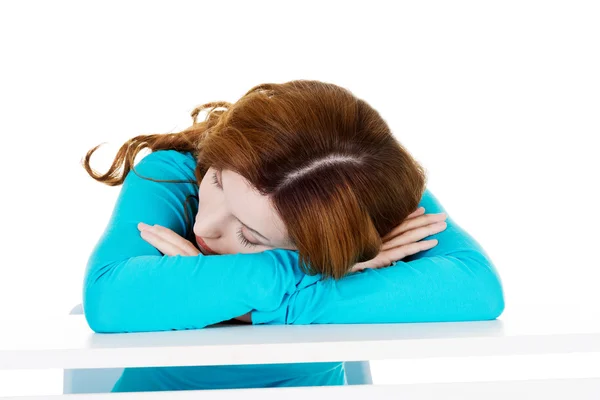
left=210, top=170, right=259, bottom=248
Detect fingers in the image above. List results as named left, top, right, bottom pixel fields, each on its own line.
left=381, top=220, right=447, bottom=251
left=393, top=239, right=438, bottom=259
left=350, top=264, right=364, bottom=273
left=138, top=223, right=200, bottom=256
left=353, top=238, right=438, bottom=272
left=354, top=207, right=445, bottom=271
left=401, top=212, right=447, bottom=235
left=383, top=211, right=447, bottom=241
left=140, top=229, right=188, bottom=256
left=150, top=225, right=200, bottom=255
left=406, top=207, right=426, bottom=219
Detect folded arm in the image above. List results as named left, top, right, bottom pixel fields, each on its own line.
left=82, top=150, right=303, bottom=333
left=252, top=189, right=506, bottom=325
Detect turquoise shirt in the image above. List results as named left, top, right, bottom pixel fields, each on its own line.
left=82, top=150, right=505, bottom=392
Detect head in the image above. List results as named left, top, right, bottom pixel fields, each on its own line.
left=83, top=79, right=427, bottom=279
left=193, top=166, right=296, bottom=255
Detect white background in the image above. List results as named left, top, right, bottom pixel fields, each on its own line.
left=1, top=0, right=599, bottom=396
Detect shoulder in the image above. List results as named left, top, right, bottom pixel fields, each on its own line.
left=129, top=150, right=198, bottom=183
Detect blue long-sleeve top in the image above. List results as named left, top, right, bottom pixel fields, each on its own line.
left=82, top=149, right=505, bottom=392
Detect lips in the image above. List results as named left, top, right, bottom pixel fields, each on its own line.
left=195, top=235, right=218, bottom=255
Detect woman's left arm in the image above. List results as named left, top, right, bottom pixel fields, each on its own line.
left=252, top=188, right=506, bottom=325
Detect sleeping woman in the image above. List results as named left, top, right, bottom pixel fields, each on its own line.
left=81, top=79, right=505, bottom=392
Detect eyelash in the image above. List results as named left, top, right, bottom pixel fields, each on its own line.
left=211, top=170, right=258, bottom=248
left=237, top=226, right=257, bottom=248
left=210, top=171, right=222, bottom=188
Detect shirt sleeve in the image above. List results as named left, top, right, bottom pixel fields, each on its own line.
left=251, top=188, right=506, bottom=325
left=82, top=150, right=304, bottom=333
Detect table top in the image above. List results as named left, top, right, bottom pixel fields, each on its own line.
left=1, top=302, right=599, bottom=370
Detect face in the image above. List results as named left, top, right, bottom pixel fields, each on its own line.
left=192, top=167, right=298, bottom=255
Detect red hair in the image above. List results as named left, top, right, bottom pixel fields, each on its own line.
left=82, top=80, right=427, bottom=279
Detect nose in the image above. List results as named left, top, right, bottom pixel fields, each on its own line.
left=193, top=206, right=226, bottom=239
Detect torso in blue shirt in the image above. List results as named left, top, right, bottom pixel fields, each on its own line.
left=82, top=150, right=504, bottom=392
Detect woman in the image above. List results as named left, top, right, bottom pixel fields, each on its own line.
left=82, top=79, right=505, bottom=392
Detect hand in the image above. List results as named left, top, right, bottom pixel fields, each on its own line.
left=137, top=222, right=201, bottom=256
left=350, top=207, right=448, bottom=272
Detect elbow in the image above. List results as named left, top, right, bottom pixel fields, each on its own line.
left=82, top=258, right=134, bottom=333
left=455, top=251, right=506, bottom=321
left=485, top=278, right=505, bottom=320
left=82, top=272, right=126, bottom=333
left=84, top=308, right=108, bottom=334
left=82, top=281, right=112, bottom=333
left=474, top=254, right=506, bottom=320
left=82, top=258, right=113, bottom=333
left=84, top=286, right=131, bottom=333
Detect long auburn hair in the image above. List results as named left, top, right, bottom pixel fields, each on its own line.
left=82, top=80, right=427, bottom=279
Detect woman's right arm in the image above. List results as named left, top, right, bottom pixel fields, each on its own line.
left=82, top=150, right=303, bottom=333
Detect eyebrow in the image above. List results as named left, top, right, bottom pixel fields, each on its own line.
left=220, top=170, right=270, bottom=243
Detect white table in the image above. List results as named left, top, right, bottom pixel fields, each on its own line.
left=1, top=303, right=599, bottom=399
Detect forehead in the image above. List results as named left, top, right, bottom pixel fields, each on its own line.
left=221, top=169, right=289, bottom=245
